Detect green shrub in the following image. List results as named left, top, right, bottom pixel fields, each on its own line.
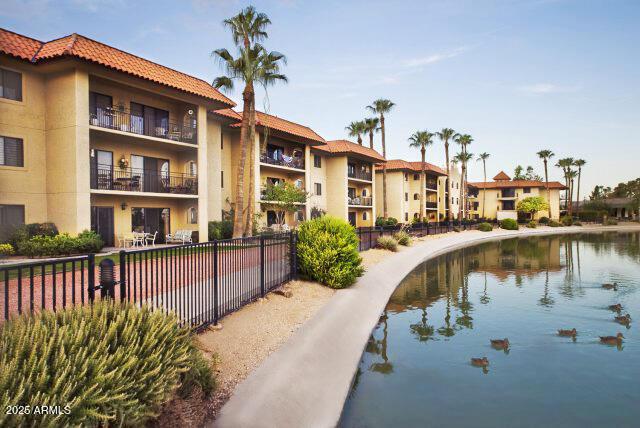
left=526, top=221, right=537, bottom=228
left=376, top=236, right=398, bottom=252
left=0, top=243, right=14, bottom=257
left=577, top=210, right=606, bottom=222
left=500, top=218, right=519, bottom=230
left=297, top=216, right=364, bottom=289
left=0, top=300, right=214, bottom=427
left=548, top=220, right=561, bottom=227
left=208, top=220, right=233, bottom=240
left=375, top=217, right=398, bottom=227
left=604, top=218, right=618, bottom=226
left=16, top=230, right=103, bottom=257
left=8, top=222, right=58, bottom=247
left=573, top=221, right=583, bottom=226
left=478, top=222, right=493, bottom=232
left=393, top=231, right=412, bottom=246
left=538, top=216, right=549, bottom=224
left=560, top=216, right=574, bottom=226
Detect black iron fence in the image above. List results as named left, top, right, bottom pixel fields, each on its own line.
left=355, top=221, right=478, bottom=251
left=90, top=164, right=198, bottom=195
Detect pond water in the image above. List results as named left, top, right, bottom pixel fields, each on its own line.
left=341, top=232, right=640, bottom=428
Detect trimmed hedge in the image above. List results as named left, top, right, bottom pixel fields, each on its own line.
left=560, top=216, right=574, bottom=226
left=297, top=216, right=364, bottom=289
left=500, top=218, right=519, bottom=230
left=16, top=230, right=103, bottom=257
left=8, top=222, right=58, bottom=248
left=538, top=216, right=550, bottom=224
left=377, top=236, right=399, bottom=252
left=605, top=218, right=618, bottom=225
left=393, top=231, right=412, bottom=246
left=0, top=300, right=214, bottom=427
left=549, top=220, right=561, bottom=227
left=375, top=217, right=398, bottom=227
left=526, top=221, right=537, bottom=228
left=478, top=222, right=493, bottom=232
left=208, top=220, right=233, bottom=240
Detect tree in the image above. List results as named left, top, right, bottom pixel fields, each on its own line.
left=409, top=131, right=436, bottom=222
left=537, top=150, right=554, bottom=217
left=437, top=128, right=456, bottom=222
left=514, top=165, right=542, bottom=181
left=346, top=121, right=366, bottom=145
left=454, top=134, right=473, bottom=219
left=514, top=165, right=525, bottom=180
left=589, top=185, right=611, bottom=200
left=477, top=152, right=490, bottom=219
left=556, top=157, right=575, bottom=215
left=454, top=151, right=474, bottom=221
left=261, top=181, right=308, bottom=226
left=517, top=196, right=549, bottom=220
left=213, top=6, right=287, bottom=237
left=367, top=99, right=395, bottom=218
left=573, top=159, right=586, bottom=212
left=363, top=117, right=380, bottom=149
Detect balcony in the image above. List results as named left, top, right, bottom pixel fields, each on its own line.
left=348, top=196, right=372, bottom=207
left=260, top=153, right=305, bottom=170
left=498, top=189, right=517, bottom=199
left=347, top=169, right=372, bottom=181
left=426, top=201, right=438, bottom=209
left=89, top=107, right=197, bottom=145
left=425, top=180, right=438, bottom=191
left=90, top=165, right=197, bottom=195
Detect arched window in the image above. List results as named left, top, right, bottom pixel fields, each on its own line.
left=413, top=193, right=419, bottom=200
left=362, top=188, right=367, bottom=197
left=362, top=211, right=368, bottom=220
left=187, top=207, right=198, bottom=224
left=187, top=161, right=197, bottom=177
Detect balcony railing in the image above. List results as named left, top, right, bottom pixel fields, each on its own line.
left=348, top=169, right=373, bottom=181
left=89, top=107, right=197, bottom=144
left=425, top=180, right=438, bottom=190
left=90, top=165, right=197, bottom=195
left=348, top=196, right=372, bottom=207
left=499, top=189, right=517, bottom=198
left=260, top=153, right=305, bottom=170
left=426, top=201, right=438, bottom=209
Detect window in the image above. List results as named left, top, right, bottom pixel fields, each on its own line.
left=0, top=204, right=25, bottom=242
left=220, top=130, right=224, bottom=150
left=523, top=187, right=531, bottom=193
left=295, top=210, right=305, bottom=222
left=361, top=189, right=367, bottom=197
left=187, top=207, right=198, bottom=224
left=294, top=179, right=304, bottom=189
left=314, top=182, right=322, bottom=195
left=187, top=161, right=197, bottom=177
left=413, top=174, right=419, bottom=181
left=0, top=136, right=24, bottom=167
left=314, top=155, right=322, bottom=168
left=413, top=193, right=419, bottom=200
left=362, top=212, right=367, bottom=221
left=405, top=193, right=408, bottom=202
left=0, top=68, right=22, bottom=101
left=405, top=212, right=408, bottom=221
left=221, top=171, right=224, bottom=188
left=404, top=173, right=408, bottom=181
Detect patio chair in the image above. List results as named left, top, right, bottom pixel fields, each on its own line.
left=117, top=234, right=133, bottom=248
left=132, top=232, right=146, bottom=247
left=281, top=224, right=290, bottom=232
left=145, top=231, right=158, bottom=246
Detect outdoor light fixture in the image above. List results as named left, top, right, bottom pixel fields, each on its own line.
left=121, top=202, right=128, bottom=211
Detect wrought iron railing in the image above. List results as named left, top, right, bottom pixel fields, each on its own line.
left=348, top=169, right=373, bottom=181
left=90, top=165, right=198, bottom=195
left=260, top=153, right=305, bottom=170
left=348, top=196, right=373, bottom=206
left=89, top=107, right=197, bottom=144
left=426, top=201, right=438, bottom=209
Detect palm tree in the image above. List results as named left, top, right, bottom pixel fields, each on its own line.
left=437, top=128, right=456, bottom=222
left=454, top=151, right=474, bottom=222
left=537, top=150, right=554, bottom=218
left=573, top=159, right=586, bottom=213
left=454, top=134, right=473, bottom=219
left=345, top=121, right=366, bottom=145
left=409, top=131, right=436, bottom=221
left=363, top=117, right=380, bottom=149
left=477, top=152, right=490, bottom=219
left=213, top=7, right=286, bottom=237
left=556, top=158, right=574, bottom=215
left=367, top=99, right=395, bottom=218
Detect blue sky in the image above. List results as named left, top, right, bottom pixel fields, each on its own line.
left=2, top=0, right=638, bottom=194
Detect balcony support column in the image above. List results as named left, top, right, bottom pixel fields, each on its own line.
left=197, top=105, right=209, bottom=242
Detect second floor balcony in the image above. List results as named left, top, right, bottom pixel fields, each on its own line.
left=426, top=201, right=438, bottom=209
left=425, top=179, right=438, bottom=190
left=499, top=189, right=517, bottom=198
left=260, top=153, right=305, bottom=170
left=348, top=196, right=373, bottom=207
left=90, top=164, right=197, bottom=195
left=347, top=167, right=372, bottom=181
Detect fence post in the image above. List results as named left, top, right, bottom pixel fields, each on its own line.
left=213, top=241, right=219, bottom=324
left=87, top=253, right=95, bottom=303
left=289, top=232, right=298, bottom=280
left=119, top=250, right=126, bottom=302
left=369, top=227, right=372, bottom=250
left=260, top=235, right=266, bottom=297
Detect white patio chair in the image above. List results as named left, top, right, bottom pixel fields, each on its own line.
left=145, top=231, right=158, bottom=246
left=132, top=232, right=146, bottom=247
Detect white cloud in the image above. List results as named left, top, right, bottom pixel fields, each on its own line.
left=403, top=46, right=469, bottom=68
left=518, top=83, right=580, bottom=94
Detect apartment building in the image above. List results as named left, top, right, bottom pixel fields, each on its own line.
left=311, top=140, right=385, bottom=227
left=0, top=28, right=233, bottom=244
left=467, top=171, right=565, bottom=221
left=374, top=160, right=448, bottom=223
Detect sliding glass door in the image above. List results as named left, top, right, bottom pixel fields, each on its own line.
left=131, top=207, right=170, bottom=243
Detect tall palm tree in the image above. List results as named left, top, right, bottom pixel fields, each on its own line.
left=573, top=159, right=586, bottom=213
left=409, top=131, right=436, bottom=222
left=477, top=152, right=490, bottom=219
left=537, top=150, right=554, bottom=218
left=213, top=7, right=286, bottom=237
left=363, top=117, right=380, bottom=149
left=367, top=99, right=395, bottom=218
left=346, top=121, right=366, bottom=145
left=568, top=169, right=578, bottom=214
left=437, top=128, right=456, bottom=222
left=454, top=134, right=473, bottom=219
left=556, top=157, right=574, bottom=215
left=454, top=152, right=474, bottom=222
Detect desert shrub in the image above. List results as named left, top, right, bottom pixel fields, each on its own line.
left=605, top=218, right=618, bottom=226
left=376, top=217, right=398, bottom=227
left=548, top=220, right=561, bottom=227
left=560, top=216, right=574, bottom=226
left=16, top=230, right=103, bottom=257
left=0, top=300, right=214, bottom=427
left=478, top=222, right=493, bottom=232
left=453, top=226, right=461, bottom=233
left=500, top=218, right=519, bottom=230
left=538, top=216, right=549, bottom=224
left=376, top=236, right=398, bottom=252
left=577, top=210, right=606, bottom=222
left=208, top=220, right=233, bottom=240
left=297, top=216, right=364, bottom=289
left=573, top=221, right=583, bottom=226
left=526, top=221, right=537, bottom=228
left=393, top=231, right=412, bottom=246
left=0, top=243, right=14, bottom=257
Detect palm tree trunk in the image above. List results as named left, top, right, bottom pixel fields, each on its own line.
left=482, top=160, right=486, bottom=219
left=420, top=147, right=425, bottom=222
left=445, top=142, right=451, bottom=223
left=381, top=115, right=388, bottom=218
left=232, top=85, right=253, bottom=237
left=369, top=130, right=374, bottom=149
left=576, top=168, right=581, bottom=214
left=243, top=97, right=257, bottom=236
left=357, top=134, right=362, bottom=145
left=544, top=159, right=550, bottom=218
left=458, top=164, right=464, bottom=222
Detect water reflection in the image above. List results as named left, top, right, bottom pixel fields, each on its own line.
left=342, top=232, right=640, bottom=428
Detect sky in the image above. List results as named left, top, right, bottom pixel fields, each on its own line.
left=2, top=0, right=639, bottom=195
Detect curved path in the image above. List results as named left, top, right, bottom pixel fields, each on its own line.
left=214, top=224, right=640, bottom=428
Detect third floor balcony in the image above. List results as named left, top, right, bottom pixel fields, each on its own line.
left=90, top=164, right=197, bottom=195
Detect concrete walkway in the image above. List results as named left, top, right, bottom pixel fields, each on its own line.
left=214, top=224, right=640, bottom=428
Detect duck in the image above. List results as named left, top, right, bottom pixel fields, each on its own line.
left=599, top=333, right=624, bottom=345
left=558, top=328, right=577, bottom=337
left=614, top=314, right=632, bottom=325
left=608, top=303, right=623, bottom=312
left=471, top=357, right=489, bottom=367
left=602, top=283, right=618, bottom=290
left=490, top=338, right=510, bottom=349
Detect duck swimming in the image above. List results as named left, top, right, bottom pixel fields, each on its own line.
left=558, top=328, right=577, bottom=337
left=614, top=314, right=632, bottom=325
left=608, top=303, right=623, bottom=312
left=471, top=357, right=489, bottom=367
left=490, top=338, right=510, bottom=349
left=599, top=333, right=624, bottom=345
left=602, top=283, right=618, bottom=290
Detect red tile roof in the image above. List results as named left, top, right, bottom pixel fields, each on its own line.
left=313, top=140, right=385, bottom=162
left=211, top=108, right=242, bottom=120
left=493, top=171, right=511, bottom=181
left=230, top=111, right=325, bottom=144
left=468, top=180, right=566, bottom=190
left=376, top=159, right=447, bottom=176
left=0, top=28, right=235, bottom=107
